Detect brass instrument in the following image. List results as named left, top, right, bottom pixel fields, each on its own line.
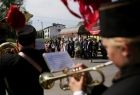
left=39, top=61, right=112, bottom=90
left=0, top=42, right=18, bottom=55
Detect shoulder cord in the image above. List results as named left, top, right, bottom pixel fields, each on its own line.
left=18, top=52, right=42, bottom=73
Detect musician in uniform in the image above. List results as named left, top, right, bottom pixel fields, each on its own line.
left=0, top=25, right=50, bottom=95
left=69, top=0, right=140, bottom=95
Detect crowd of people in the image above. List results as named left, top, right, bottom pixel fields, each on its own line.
left=42, top=37, right=107, bottom=59
left=0, top=0, right=140, bottom=95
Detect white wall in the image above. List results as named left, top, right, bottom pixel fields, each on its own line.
left=44, top=24, right=65, bottom=39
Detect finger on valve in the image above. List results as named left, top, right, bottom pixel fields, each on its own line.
left=72, top=63, right=86, bottom=81
left=69, top=74, right=85, bottom=92
left=72, top=63, right=93, bottom=85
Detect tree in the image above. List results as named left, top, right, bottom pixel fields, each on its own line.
left=78, top=25, right=90, bottom=35
left=0, top=0, right=23, bottom=21
left=0, top=0, right=33, bottom=41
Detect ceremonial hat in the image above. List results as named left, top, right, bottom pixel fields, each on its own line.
left=16, top=25, right=37, bottom=46
left=99, top=0, right=140, bottom=38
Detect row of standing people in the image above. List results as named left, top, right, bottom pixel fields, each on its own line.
left=43, top=37, right=107, bottom=59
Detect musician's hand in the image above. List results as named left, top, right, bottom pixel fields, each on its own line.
left=69, top=64, right=87, bottom=92
left=69, top=75, right=84, bottom=92
left=69, top=63, right=93, bottom=93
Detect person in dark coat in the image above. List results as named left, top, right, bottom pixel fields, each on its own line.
left=0, top=25, right=50, bottom=95
left=87, top=39, right=93, bottom=59
left=69, top=0, right=140, bottom=95
left=98, top=40, right=107, bottom=59
left=67, top=38, right=75, bottom=58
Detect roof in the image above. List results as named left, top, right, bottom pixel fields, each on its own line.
left=59, top=27, right=79, bottom=35
left=59, top=25, right=100, bottom=35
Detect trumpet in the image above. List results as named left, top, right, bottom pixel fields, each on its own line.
left=39, top=61, right=112, bottom=90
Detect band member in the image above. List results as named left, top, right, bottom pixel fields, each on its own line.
left=69, top=0, right=140, bottom=95
left=67, top=38, right=75, bottom=58
left=0, top=25, right=50, bottom=95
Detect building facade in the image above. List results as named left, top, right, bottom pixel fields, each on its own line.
left=43, top=23, right=65, bottom=39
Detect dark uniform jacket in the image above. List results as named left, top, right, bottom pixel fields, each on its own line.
left=0, top=48, right=50, bottom=95
left=102, top=63, right=140, bottom=95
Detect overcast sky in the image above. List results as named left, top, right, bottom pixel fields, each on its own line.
left=23, top=0, right=82, bottom=30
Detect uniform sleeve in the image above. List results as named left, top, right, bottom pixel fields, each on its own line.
left=89, top=84, right=108, bottom=95
left=0, top=54, right=12, bottom=95
left=0, top=54, right=18, bottom=76
left=0, top=54, right=18, bottom=95
left=0, top=78, right=6, bottom=95
left=0, top=54, right=8, bottom=76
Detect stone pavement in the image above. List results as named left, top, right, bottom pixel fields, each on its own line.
left=44, top=58, right=118, bottom=95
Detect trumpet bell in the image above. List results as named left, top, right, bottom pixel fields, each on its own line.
left=39, top=72, right=55, bottom=89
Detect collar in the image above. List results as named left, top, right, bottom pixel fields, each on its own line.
left=113, top=63, right=140, bottom=83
